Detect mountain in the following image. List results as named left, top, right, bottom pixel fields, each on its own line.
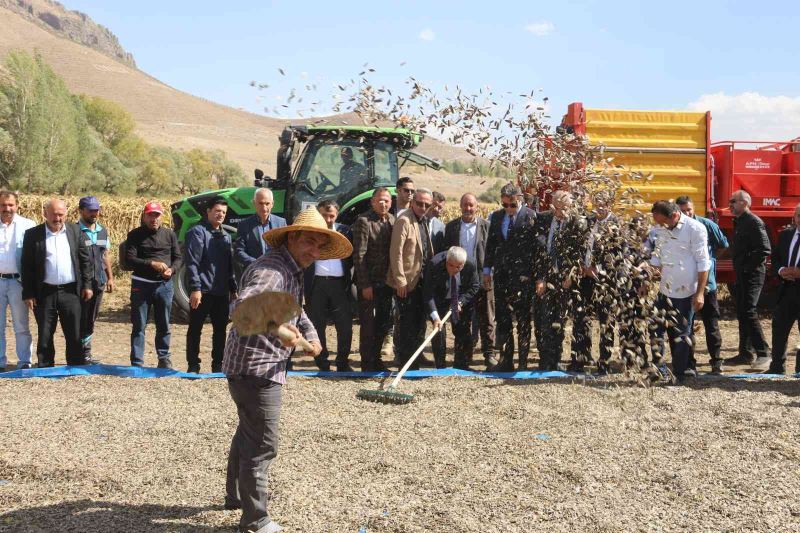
left=0, top=2, right=489, bottom=199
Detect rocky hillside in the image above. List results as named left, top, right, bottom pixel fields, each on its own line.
left=0, top=0, right=135, bottom=67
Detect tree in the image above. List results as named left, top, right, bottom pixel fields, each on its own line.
left=0, top=50, right=97, bottom=192
left=209, top=149, right=246, bottom=189
left=81, top=95, right=136, bottom=148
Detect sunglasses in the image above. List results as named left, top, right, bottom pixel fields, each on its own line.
left=415, top=201, right=432, bottom=208
left=728, top=199, right=738, bottom=204
left=401, top=188, right=416, bottom=194
left=501, top=202, right=519, bottom=208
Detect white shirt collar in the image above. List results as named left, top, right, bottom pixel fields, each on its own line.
left=45, top=224, right=66, bottom=236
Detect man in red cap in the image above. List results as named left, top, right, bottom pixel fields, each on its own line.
left=124, top=201, right=182, bottom=368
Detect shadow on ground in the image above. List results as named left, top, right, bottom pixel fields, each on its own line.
left=0, top=500, right=232, bottom=532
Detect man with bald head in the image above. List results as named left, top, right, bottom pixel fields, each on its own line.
left=444, top=192, right=495, bottom=366
left=21, top=198, right=93, bottom=367
left=234, top=188, right=287, bottom=273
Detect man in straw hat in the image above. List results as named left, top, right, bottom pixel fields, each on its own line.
left=222, top=207, right=351, bottom=533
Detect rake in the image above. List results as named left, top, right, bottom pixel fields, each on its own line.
left=357, top=310, right=451, bottom=405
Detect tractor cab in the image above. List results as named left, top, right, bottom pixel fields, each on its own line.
left=262, top=125, right=440, bottom=225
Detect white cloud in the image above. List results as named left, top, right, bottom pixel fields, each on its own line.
left=419, top=28, right=436, bottom=41
left=525, top=21, right=554, bottom=37
left=688, top=92, right=800, bottom=142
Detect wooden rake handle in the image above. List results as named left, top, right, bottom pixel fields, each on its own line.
left=389, top=309, right=452, bottom=389
left=275, top=324, right=315, bottom=354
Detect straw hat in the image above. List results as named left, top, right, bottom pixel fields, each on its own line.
left=262, top=207, right=353, bottom=260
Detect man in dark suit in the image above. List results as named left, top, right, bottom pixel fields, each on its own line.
left=234, top=188, right=287, bottom=273
left=570, top=195, right=619, bottom=373
left=444, top=192, right=495, bottom=366
left=535, top=190, right=588, bottom=371
left=483, top=183, right=539, bottom=371
left=423, top=247, right=480, bottom=369
left=305, top=199, right=354, bottom=372
left=766, top=204, right=800, bottom=375
left=725, top=189, right=772, bottom=369
left=21, top=199, right=93, bottom=367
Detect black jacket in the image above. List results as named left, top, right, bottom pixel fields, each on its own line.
left=484, top=206, right=539, bottom=287
left=534, top=211, right=589, bottom=284
left=443, top=216, right=490, bottom=273
left=125, top=225, right=183, bottom=282
left=422, top=252, right=480, bottom=322
left=21, top=223, right=92, bottom=300
left=732, top=210, right=771, bottom=274
left=772, top=226, right=799, bottom=297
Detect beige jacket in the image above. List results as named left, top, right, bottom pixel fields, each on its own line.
left=386, top=210, right=431, bottom=291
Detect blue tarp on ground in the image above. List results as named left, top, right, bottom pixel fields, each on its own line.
left=0, top=364, right=797, bottom=380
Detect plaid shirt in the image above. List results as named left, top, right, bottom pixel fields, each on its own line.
left=352, top=210, right=395, bottom=290
left=222, top=246, right=319, bottom=383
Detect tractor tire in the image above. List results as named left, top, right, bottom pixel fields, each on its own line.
left=172, top=264, right=190, bottom=323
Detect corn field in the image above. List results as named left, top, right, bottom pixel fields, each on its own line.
left=18, top=195, right=179, bottom=272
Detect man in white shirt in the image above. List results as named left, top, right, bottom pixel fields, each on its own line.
left=305, top=200, right=353, bottom=372
left=0, top=191, right=35, bottom=371
left=444, top=193, right=494, bottom=366
left=21, top=199, right=93, bottom=367
left=649, top=200, right=711, bottom=381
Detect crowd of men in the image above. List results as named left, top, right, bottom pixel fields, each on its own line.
left=1, top=181, right=799, bottom=382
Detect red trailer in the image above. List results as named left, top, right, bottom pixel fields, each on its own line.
left=709, top=139, right=800, bottom=284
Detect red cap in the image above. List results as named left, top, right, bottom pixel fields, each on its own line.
left=143, top=201, right=163, bottom=215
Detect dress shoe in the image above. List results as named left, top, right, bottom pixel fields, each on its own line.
left=676, top=368, right=697, bottom=383
left=187, top=364, right=200, bottom=373
left=250, top=521, right=283, bottom=533
left=223, top=499, right=241, bottom=511
left=211, top=363, right=222, bottom=373
left=725, top=353, right=755, bottom=365
left=313, top=355, right=331, bottom=371
left=752, top=356, right=771, bottom=371
left=83, top=357, right=101, bottom=365
left=18, top=363, right=32, bottom=370
left=566, top=361, right=586, bottom=373
left=158, top=358, right=174, bottom=370
left=763, top=365, right=784, bottom=375
left=484, top=355, right=499, bottom=368
left=709, top=360, right=724, bottom=375
left=372, top=360, right=388, bottom=372
left=595, top=361, right=611, bottom=376
left=417, top=354, right=435, bottom=368
left=335, top=361, right=353, bottom=372
left=488, top=360, right=514, bottom=372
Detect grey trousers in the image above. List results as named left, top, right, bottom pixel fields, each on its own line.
left=226, top=376, right=283, bottom=532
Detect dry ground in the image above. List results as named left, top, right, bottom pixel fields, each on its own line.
left=1, top=308, right=799, bottom=532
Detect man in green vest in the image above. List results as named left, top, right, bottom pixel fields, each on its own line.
left=77, top=196, right=114, bottom=364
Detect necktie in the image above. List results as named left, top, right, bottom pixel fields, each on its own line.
left=449, top=275, right=459, bottom=324
left=506, top=214, right=515, bottom=240
left=789, top=233, right=800, bottom=269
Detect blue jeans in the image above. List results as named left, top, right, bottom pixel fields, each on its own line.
left=0, top=278, right=32, bottom=367
left=652, top=293, right=695, bottom=375
left=130, top=279, right=173, bottom=365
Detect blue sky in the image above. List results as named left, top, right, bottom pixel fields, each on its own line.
left=65, top=0, right=800, bottom=140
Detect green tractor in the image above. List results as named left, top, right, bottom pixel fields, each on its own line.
left=169, top=125, right=440, bottom=317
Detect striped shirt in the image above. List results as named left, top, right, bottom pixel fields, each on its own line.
left=222, top=245, right=319, bottom=384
